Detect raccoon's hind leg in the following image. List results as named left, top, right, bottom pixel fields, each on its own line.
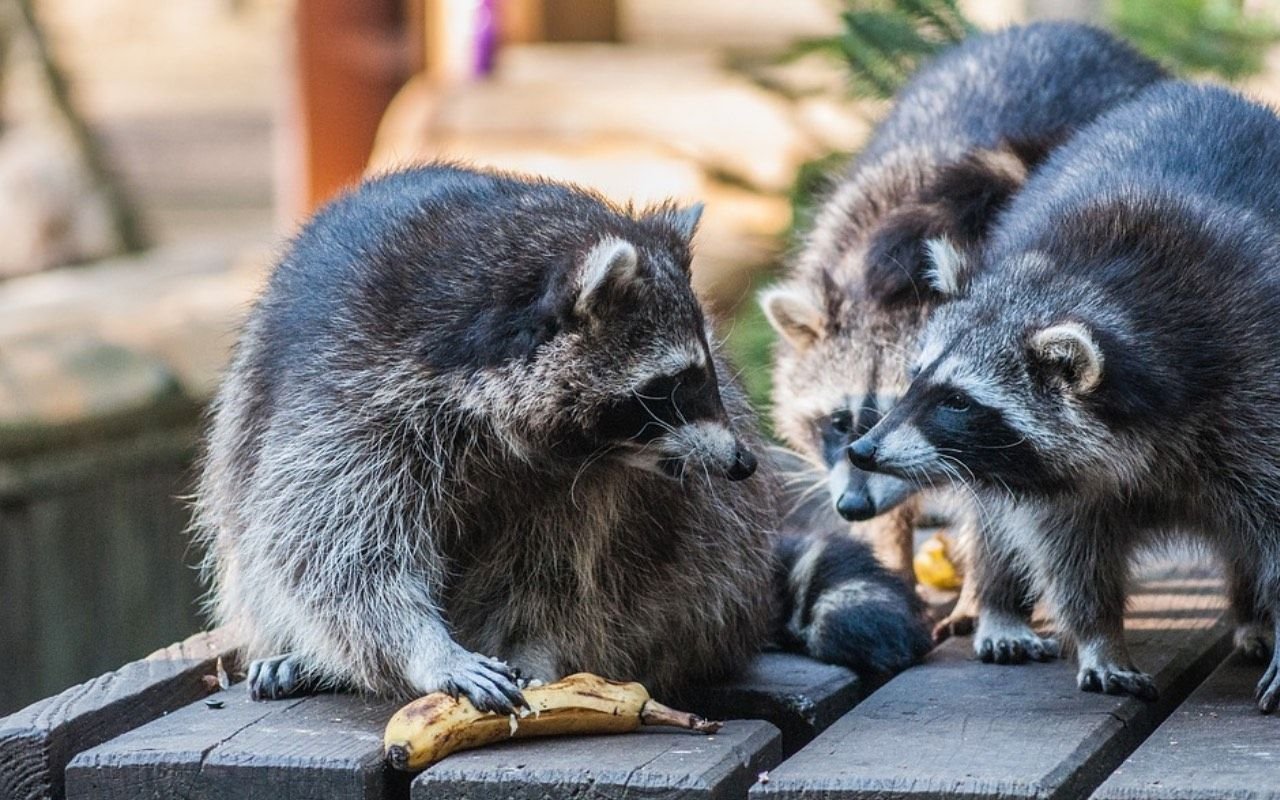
left=933, top=512, right=979, bottom=642
left=1226, top=559, right=1273, bottom=663
left=972, top=509, right=1057, bottom=664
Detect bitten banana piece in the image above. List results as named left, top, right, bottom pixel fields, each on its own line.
left=384, top=672, right=723, bottom=771
left=914, top=531, right=963, bottom=591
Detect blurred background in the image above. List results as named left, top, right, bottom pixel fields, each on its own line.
left=1, top=0, right=1278, bottom=715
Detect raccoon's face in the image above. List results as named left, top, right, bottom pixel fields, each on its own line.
left=849, top=245, right=1123, bottom=495
left=505, top=206, right=757, bottom=483
left=761, top=281, right=921, bottom=521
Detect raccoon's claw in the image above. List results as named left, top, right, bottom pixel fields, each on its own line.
left=1078, top=665, right=1158, bottom=701
left=1235, top=623, right=1273, bottom=664
left=977, top=634, right=1059, bottom=664
left=248, top=653, right=310, bottom=701
left=1255, top=659, right=1280, bottom=713
left=439, top=655, right=527, bottom=714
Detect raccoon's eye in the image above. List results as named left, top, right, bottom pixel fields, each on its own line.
left=939, top=393, right=970, bottom=412
left=830, top=409, right=854, bottom=435
left=908, top=364, right=922, bottom=381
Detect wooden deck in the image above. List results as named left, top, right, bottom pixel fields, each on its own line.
left=3, top=560, right=1274, bottom=800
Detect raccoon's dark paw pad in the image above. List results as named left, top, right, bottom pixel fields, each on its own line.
left=1234, top=624, right=1273, bottom=664
left=1078, top=665, right=1158, bottom=701
left=248, top=654, right=308, bottom=701
left=440, top=655, right=527, bottom=714
left=1254, top=661, right=1280, bottom=713
left=976, top=634, right=1059, bottom=664
left=932, top=612, right=976, bottom=644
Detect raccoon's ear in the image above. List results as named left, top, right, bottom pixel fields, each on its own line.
left=1029, top=322, right=1104, bottom=394
left=923, top=237, right=974, bottom=297
left=646, top=203, right=705, bottom=241
left=575, top=236, right=640, bottom=316
left=760, top=286, right=825, bottom=350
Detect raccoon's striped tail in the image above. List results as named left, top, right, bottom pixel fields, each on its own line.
left=773, top=531, right=932, bottom=678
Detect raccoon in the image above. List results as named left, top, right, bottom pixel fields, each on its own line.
left=195, top=164, right=926, bottom=708
left=761, top=23, right=1165, bottom=634
left=848, top=82, right=1280, bottom=711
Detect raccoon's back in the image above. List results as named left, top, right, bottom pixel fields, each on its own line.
left=999, top=82, right=1280, bottom=245
left=857, top=22, right=1165, bottom=167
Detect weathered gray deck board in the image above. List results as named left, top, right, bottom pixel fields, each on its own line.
left=411, top=719, right=781, bottom=800
left=751, top=567, right=1232, bottom=800
left=1092, top=650, right=1280, bottom=800
left=0, top=627, right=236, bottom=800
left=64, top=683, right=401, bottom=800
left=678, top=652, right=862, bottom=756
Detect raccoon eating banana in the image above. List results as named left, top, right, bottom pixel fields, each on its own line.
left=194, top=163, right=929, bottom=712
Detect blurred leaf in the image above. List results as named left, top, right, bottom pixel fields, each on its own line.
left=721, top=271, right=782, bottom=433
left=1109, top=0, right=1280, bottom=79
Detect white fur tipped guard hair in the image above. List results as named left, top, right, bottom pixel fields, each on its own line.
left=924, top=237, right=966, bottom=296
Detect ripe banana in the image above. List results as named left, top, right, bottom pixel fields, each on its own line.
left=384, top=672, right=723, bottom=771
left=914, top=530, right=963, bottom=591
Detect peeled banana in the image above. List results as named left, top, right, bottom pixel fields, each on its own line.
left=384, top=672, right=723, bottom=771
left=914, top=530, right=963, bottom=590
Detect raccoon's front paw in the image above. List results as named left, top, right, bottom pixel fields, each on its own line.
left=412, top=649, right=526, bottom=714
left=1235, top=622, right=1273, bottom=663
left=974, top=613, right=1059, bottom=664
left=248, top=653, right=311, bottom=701
left=1078, top=664, right=1158, bottom=701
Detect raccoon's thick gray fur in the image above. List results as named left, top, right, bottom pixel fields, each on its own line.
left=761, top=23, right=1165, bottom=633
left=774, top=529, right=930, bottom=678
left=194, top=164, right=778, bottom=708
left=850, top=82, right=1280, bottom=712
left=197, top=164, right=932, bottom=708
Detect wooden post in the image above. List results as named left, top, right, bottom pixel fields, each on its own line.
left=278, top=0, right=411, bottom=227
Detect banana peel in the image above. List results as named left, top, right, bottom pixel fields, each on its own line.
left=914, top=531, right=963, bottom=590
left=384, top=672, right=722, bottom=770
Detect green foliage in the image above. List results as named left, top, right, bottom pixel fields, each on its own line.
left=721, top=271, right=781, bottom=433
left=1109, top=0, right=1280, bottom=79
left=793, top=0, right=974, bottom=99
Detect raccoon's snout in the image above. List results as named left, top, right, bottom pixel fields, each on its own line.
left=836, top=488, right=876, bottom=521
left=726, top=447, right=757, bottom=481
left=847, top=437, right=880, bottom=472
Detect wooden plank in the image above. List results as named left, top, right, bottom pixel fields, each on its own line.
left=1092, top=650, right=1280, bottom=800
left=677, top=652, right=863, bottom=757
left=752, top=566, right=1232, bottom=800
left=0, top=627, right=236, bottom=800
left=412, top=719, right=781, bottom=800
left=65, top=683, right=401, bottom=800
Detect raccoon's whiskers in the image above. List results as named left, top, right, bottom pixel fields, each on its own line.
left=569, top=443, right=616, bottom=509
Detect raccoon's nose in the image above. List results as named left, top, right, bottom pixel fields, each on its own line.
left=847, top=438, right=879, bottom=471
left=836, top=490, right=876, bottom=522
left=726, top=447, right=757, bottom=481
